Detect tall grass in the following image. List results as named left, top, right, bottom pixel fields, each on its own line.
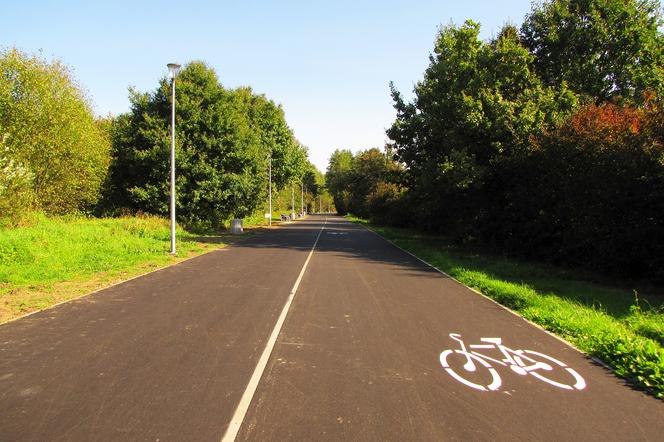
left=0, top=214, right=232, bottom=322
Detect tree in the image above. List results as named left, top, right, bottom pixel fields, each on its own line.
left=0, top=48, right=111, bottom=215
left=325, top=149, right=354, bottom=215
left=325, top=147, right=404, bottom=219
left=248, top=91, right=308, bottom=189
left=488, top=99, right=664, bottom=278
left=0, top=136, right=33, bottom=224
left=521, top=0, right=664, bottom=103
left=345, top=148, right=391, bottom=217
left=388, top=21, right=576, bottom=233
left=104, top=61, right=305, bottom=229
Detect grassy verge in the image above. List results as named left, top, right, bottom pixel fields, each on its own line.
left=347, top=216, right=664, bottom=399
left=0, top=214, right=250, bottom=323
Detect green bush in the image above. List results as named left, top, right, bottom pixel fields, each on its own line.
left=0, top=142, right=33, bottom=225
left=0, top=48, right=111, bottom=216
left=486, top=101, right=664, bottom=279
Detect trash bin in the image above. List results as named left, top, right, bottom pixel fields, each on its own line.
left=230, top=218, right=243, bottom=234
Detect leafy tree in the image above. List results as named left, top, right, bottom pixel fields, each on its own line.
left=325, top=149, right=354, bottom=214
left=0, top=48, right=111, bottom=215
left=521, top=0, right=664, bottom=103
left=104, top=61, right=305, bottom=229
left=297, top=164, right=333, bottom=213
left=325, top=147, right=404, bottom=219
left=249, top=91, right=308, bottom=189
left=388, top=21, right=576, bottom=233
left=489, top=99, right=664, bottom=278
left=343, top=11, right=664, bottom=280
left=346, top=148, right=393, bottom=217
left=0, top=136, right=33, bottom=224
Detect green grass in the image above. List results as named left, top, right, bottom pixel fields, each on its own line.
left=347, top=216, right=664, bottom=399
left=0, top=214, right=241, bottom=322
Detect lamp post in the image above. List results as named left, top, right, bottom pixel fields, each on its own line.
left=268, top=156, right=272, bottom=227
left=301, top=182, right=304, bottom=217
left=167, top=63, right=181, bottom=255
left=291, top=184, right=295, bottom=220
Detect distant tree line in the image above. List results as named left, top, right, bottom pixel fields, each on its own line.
left=1, top=51, right=319, bottom=230
left=328, top=0, right=664, bottom=280
left=326, top=148, right=404, bottom=222
left=269, top=166, right=334, bottom=216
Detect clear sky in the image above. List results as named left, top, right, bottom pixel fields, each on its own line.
left=2, top=0, right=533, bottom=171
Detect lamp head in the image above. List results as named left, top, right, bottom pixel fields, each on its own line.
left=167, top=63, right=181, bottom=79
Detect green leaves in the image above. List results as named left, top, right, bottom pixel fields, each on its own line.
left=521, top=0, right=664, bottom=103
left=388, top=20, right=576, bottom=234
left=103, top=61, right=307, bottom=228
left=381, top=1, right=664, bottom=278
left=325, top=148, right=404, bottom=222
left=0, top=48, right=111, bottom=217
left=325, top=149, right=355, bottom=215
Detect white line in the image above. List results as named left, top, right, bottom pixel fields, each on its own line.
left=221, top=216, right=327, bottom=442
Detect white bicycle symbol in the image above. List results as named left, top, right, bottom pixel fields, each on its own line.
left=439, top=333, right=586, bottom=392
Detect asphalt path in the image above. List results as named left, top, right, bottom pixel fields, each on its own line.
left=1, top=215, right=663, bottom=441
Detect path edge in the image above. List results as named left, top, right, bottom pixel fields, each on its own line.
left=1, top=226, right=280, bottom=327
left=353, top=220, right=612, bottom=371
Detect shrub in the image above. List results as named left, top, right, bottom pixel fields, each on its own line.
left=0, top=139, right=33, bottom=225
left=0, top=48, right=110, bottom=215
left=488, top=100, right=664, bottom=279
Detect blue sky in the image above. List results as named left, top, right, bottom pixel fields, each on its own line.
left=2, top=0, right=533, bottom=171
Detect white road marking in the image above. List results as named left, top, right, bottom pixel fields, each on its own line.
left=439, top=333, right=586, bottom=391
left=221, top=216, right=327, bottom=442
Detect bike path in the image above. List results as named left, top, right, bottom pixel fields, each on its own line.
left=0, top=219, right=323, bottom=441
left=236, top=216, right=664, bottom=441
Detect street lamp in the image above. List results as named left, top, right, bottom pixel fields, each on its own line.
left=268, top=156, right=272, bottom=227
left=167, top=62, right=181, bottom=255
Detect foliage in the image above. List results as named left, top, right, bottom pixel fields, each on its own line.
left=521, top=0, right=664, bottom=103
left=102, top=62, right=308, bottom=229
left=487, top=99, right=664, bottom=278
left=325, top=149, right=354, bottom=214
left=372, top=8, right=664, bottom=280
left=0, top=48, right=111, bottom=215
left=0, top=138, right=33, bottom=225
left=325, top=147, right=404, bottom=221
left=388, top=21, right=576, bottom=235
left=300, top=162, right=330, bottom=213
left=264, top=162, right=333, bottom=217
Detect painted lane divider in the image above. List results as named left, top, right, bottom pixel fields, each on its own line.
left=221, top=216, right=327, bottom=442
